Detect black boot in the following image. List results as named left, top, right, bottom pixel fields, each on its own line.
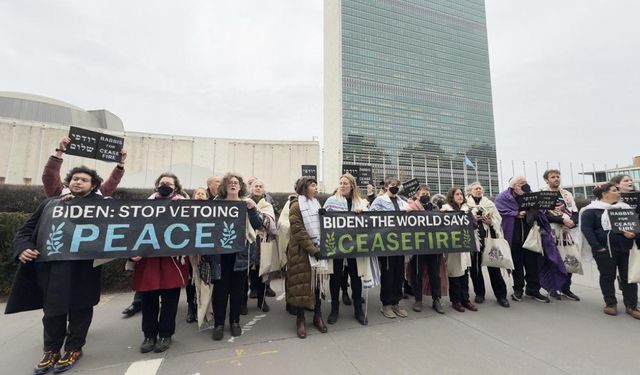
left=354, top=303, right=368, bottom=325
left=328, top=302, right=339, bottom=324
left=186, top=304, right=197, bottom=323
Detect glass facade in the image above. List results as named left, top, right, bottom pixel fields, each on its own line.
left=340, top=0, right=498, bottom=194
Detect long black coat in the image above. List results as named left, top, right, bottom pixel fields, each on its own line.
left=5, top=192, right=105, bottom=316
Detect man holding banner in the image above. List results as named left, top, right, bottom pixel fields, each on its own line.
left=6, top=166, right=107, bottom=374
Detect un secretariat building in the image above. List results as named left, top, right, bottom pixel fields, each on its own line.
left=324, top=0, right=498, bottom=194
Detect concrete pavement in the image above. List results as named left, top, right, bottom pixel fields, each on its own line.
left=1, top=264, right=638, bottom=375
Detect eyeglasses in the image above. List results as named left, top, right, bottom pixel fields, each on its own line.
left=227, top=180, right=240, bottom=186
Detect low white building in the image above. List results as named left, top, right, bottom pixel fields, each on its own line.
left=0, top=92, right=320, bottom=192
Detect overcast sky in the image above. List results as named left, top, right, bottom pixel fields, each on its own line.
left=1, top=0, right=638, bottom=177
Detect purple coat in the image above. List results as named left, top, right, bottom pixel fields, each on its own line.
left=495, top=188, right=567, bottom=291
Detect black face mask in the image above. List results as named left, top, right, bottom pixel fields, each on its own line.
left=522, top=184, right=532, bottom=193
left=419, top=195, right=430, bottom=205
left=388, top=186, right=400, bottom=195
left=157, top=184, right=174, bottom=197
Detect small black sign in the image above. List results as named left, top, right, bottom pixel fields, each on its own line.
left=608, top=208, right=640, bottom=234
left=518, top=191, right=560, bottom=210
left=301, top=165, right=317, bottom=180
left=621, top=192, right=640, bottom=208
left=342, top=164, right=360, bottom=180
left=401, top=178, right=420, bottom=198
left=358, top=166, right=373, bottom=187
left=67, top=126, right=124, bottom=163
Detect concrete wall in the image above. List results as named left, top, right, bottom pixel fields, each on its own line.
left=323, top=0, right=343, bottom=188
left=0, top=120, right=320, bottom=193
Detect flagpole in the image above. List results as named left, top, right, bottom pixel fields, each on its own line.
left=487, top=158, right=492, bottom=196
left=449, top=158, right=454, bottom=188
left=437, top=156, right=441, bottom=194
left=474, top=157, right=479, bottom=182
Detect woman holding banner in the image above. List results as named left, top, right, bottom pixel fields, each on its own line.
left=580, top=183, right=640, bottom=319
left=130, top=173, right=189, bottom=354
left=323, top=173, right=370, bottom=326
left=286, top=176, right=329, bottom=338
left=466, top=182, right=510, bottom=308
left=441, top=187, right=477, bottom=312
left=206, top=173, right=263, bottom=341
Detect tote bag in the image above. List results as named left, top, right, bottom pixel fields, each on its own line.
left=482, top=237, right=514, bottom=269
left=523, top=223, right=543, bottom=254
left=557, top=232, right=583, bottom=275
left=629, top=243, right=640, bottom=284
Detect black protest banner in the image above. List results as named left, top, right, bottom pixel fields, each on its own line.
left=518, top=191, right=560, bottom=210
left=608, top=208, right=640, bottom=234
left=342, top=164, right=360, bottom=181
left=320, top=210, right=477, bottom=258
left=35, top=199, right=246, bottom=261
left=301, top=165, right=317, bottom=180
left=401, top=178, right=420, bottom=198
left=67, top=126, right=124, bottom=163
left=620, top=192, right=640, bottom=208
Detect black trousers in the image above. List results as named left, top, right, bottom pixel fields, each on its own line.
left=411, top=254, right=442, bottom=301
left=470, top=252, right=507, bottom=300
left=341, top=267, right=350, bottom=293
left=379, top=256, right=404, bottom=306
left=296, top=287, right=322, bottom=317
left=511, top=220, right=541, bottom=294
left=330, top=258, right=362, bottom=309
left=213, top=253, right=247, bottom=326
left=186, top=266, right=196, bottom=310
left=132, top=291, right=142, bottom=308
left=449, top=271, right=470, bottom=304
left=593, top=249, right=638, bottom=308
left=43, top=307, right=93, bottom=352
left=246, top=267, right=266, bottom=307
left=141, top=288, right=181, bottom=339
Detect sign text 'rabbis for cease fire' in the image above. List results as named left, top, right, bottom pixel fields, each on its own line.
left=319, top=210, right=477, bottom=258
left=36, top=199, right=247, bottom=261
left=66, top=126, right=124, bottom=163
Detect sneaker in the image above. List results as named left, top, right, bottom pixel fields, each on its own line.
left=549, top=290, right=561, bottom=300
left=412, top=300, right=423, bottom=312
left=561, top=290, right=581, bottom=301
left=230, top=322, right=242, bottom=337
left=140, top=337, right=156, bottom=353
left=526, top=291, right=550, bottom=303
left=625, top=306, right=640, bottom=320
left=604, top=304, right=618, bottom=316
left=154, top=337, right=171, bottom=353
left=53, top=350, right=82, bottom=374
left=432, top=299, right=445, bottom=314
left=212, top=325, right=224, bottom=341
left=381, top=305, right=396, bottom=319
left=511, top=291, right=523, bottom=302
left=474, top=295, right=485, bottom=304
left=33, top=351, right=60, bottom=375
left=392, top=304, right=408, bottom=318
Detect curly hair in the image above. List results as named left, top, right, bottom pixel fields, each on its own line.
left=217, top=173, right=248, bottom=199
left=64, top=166, right=103, bottom=193
left=294, top=176, right=317, bottom=196
left=154, top=172, right=184, bottom=196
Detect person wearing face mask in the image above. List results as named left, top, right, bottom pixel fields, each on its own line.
left=370, top=176, right=410, bottom=319
left=466, top=182, right=510, bottom=308
left=7, top=166, right=107, bottom=374
left=129, top=173, right=190, bottom=354
left=441, top=187, right=477, bottom=312
left=406, top=184, right=446, bottom=313
left=580, top=183, right=640, bottom=319
left=323, top=174, right=370, bottom=325
left=495, top=176, right=550, bottom=303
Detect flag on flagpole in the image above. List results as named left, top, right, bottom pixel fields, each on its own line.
left=464, top=154, right=476, bottom=171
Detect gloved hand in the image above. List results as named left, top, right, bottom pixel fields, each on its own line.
left=314, top=251, right=327, bottom=260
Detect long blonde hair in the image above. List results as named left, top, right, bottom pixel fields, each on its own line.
left=334, top=173, right=363, bottom=202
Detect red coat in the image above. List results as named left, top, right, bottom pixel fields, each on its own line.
left=133, top=257, right=189, bottom=292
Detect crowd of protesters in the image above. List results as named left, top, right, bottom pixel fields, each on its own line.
left=6, top=137, right=640, bottom=374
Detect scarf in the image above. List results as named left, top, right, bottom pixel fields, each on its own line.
left=298, top=195, right=327, bottom=272
left=465, top=195, right=504, bottom=238
left=578, top=200, right=631, bottom=259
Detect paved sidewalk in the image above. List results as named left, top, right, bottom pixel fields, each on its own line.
left=1, top=265, right=638, bottom=375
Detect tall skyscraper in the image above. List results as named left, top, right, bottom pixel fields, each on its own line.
left=324, top=0, right=498, bottom=194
